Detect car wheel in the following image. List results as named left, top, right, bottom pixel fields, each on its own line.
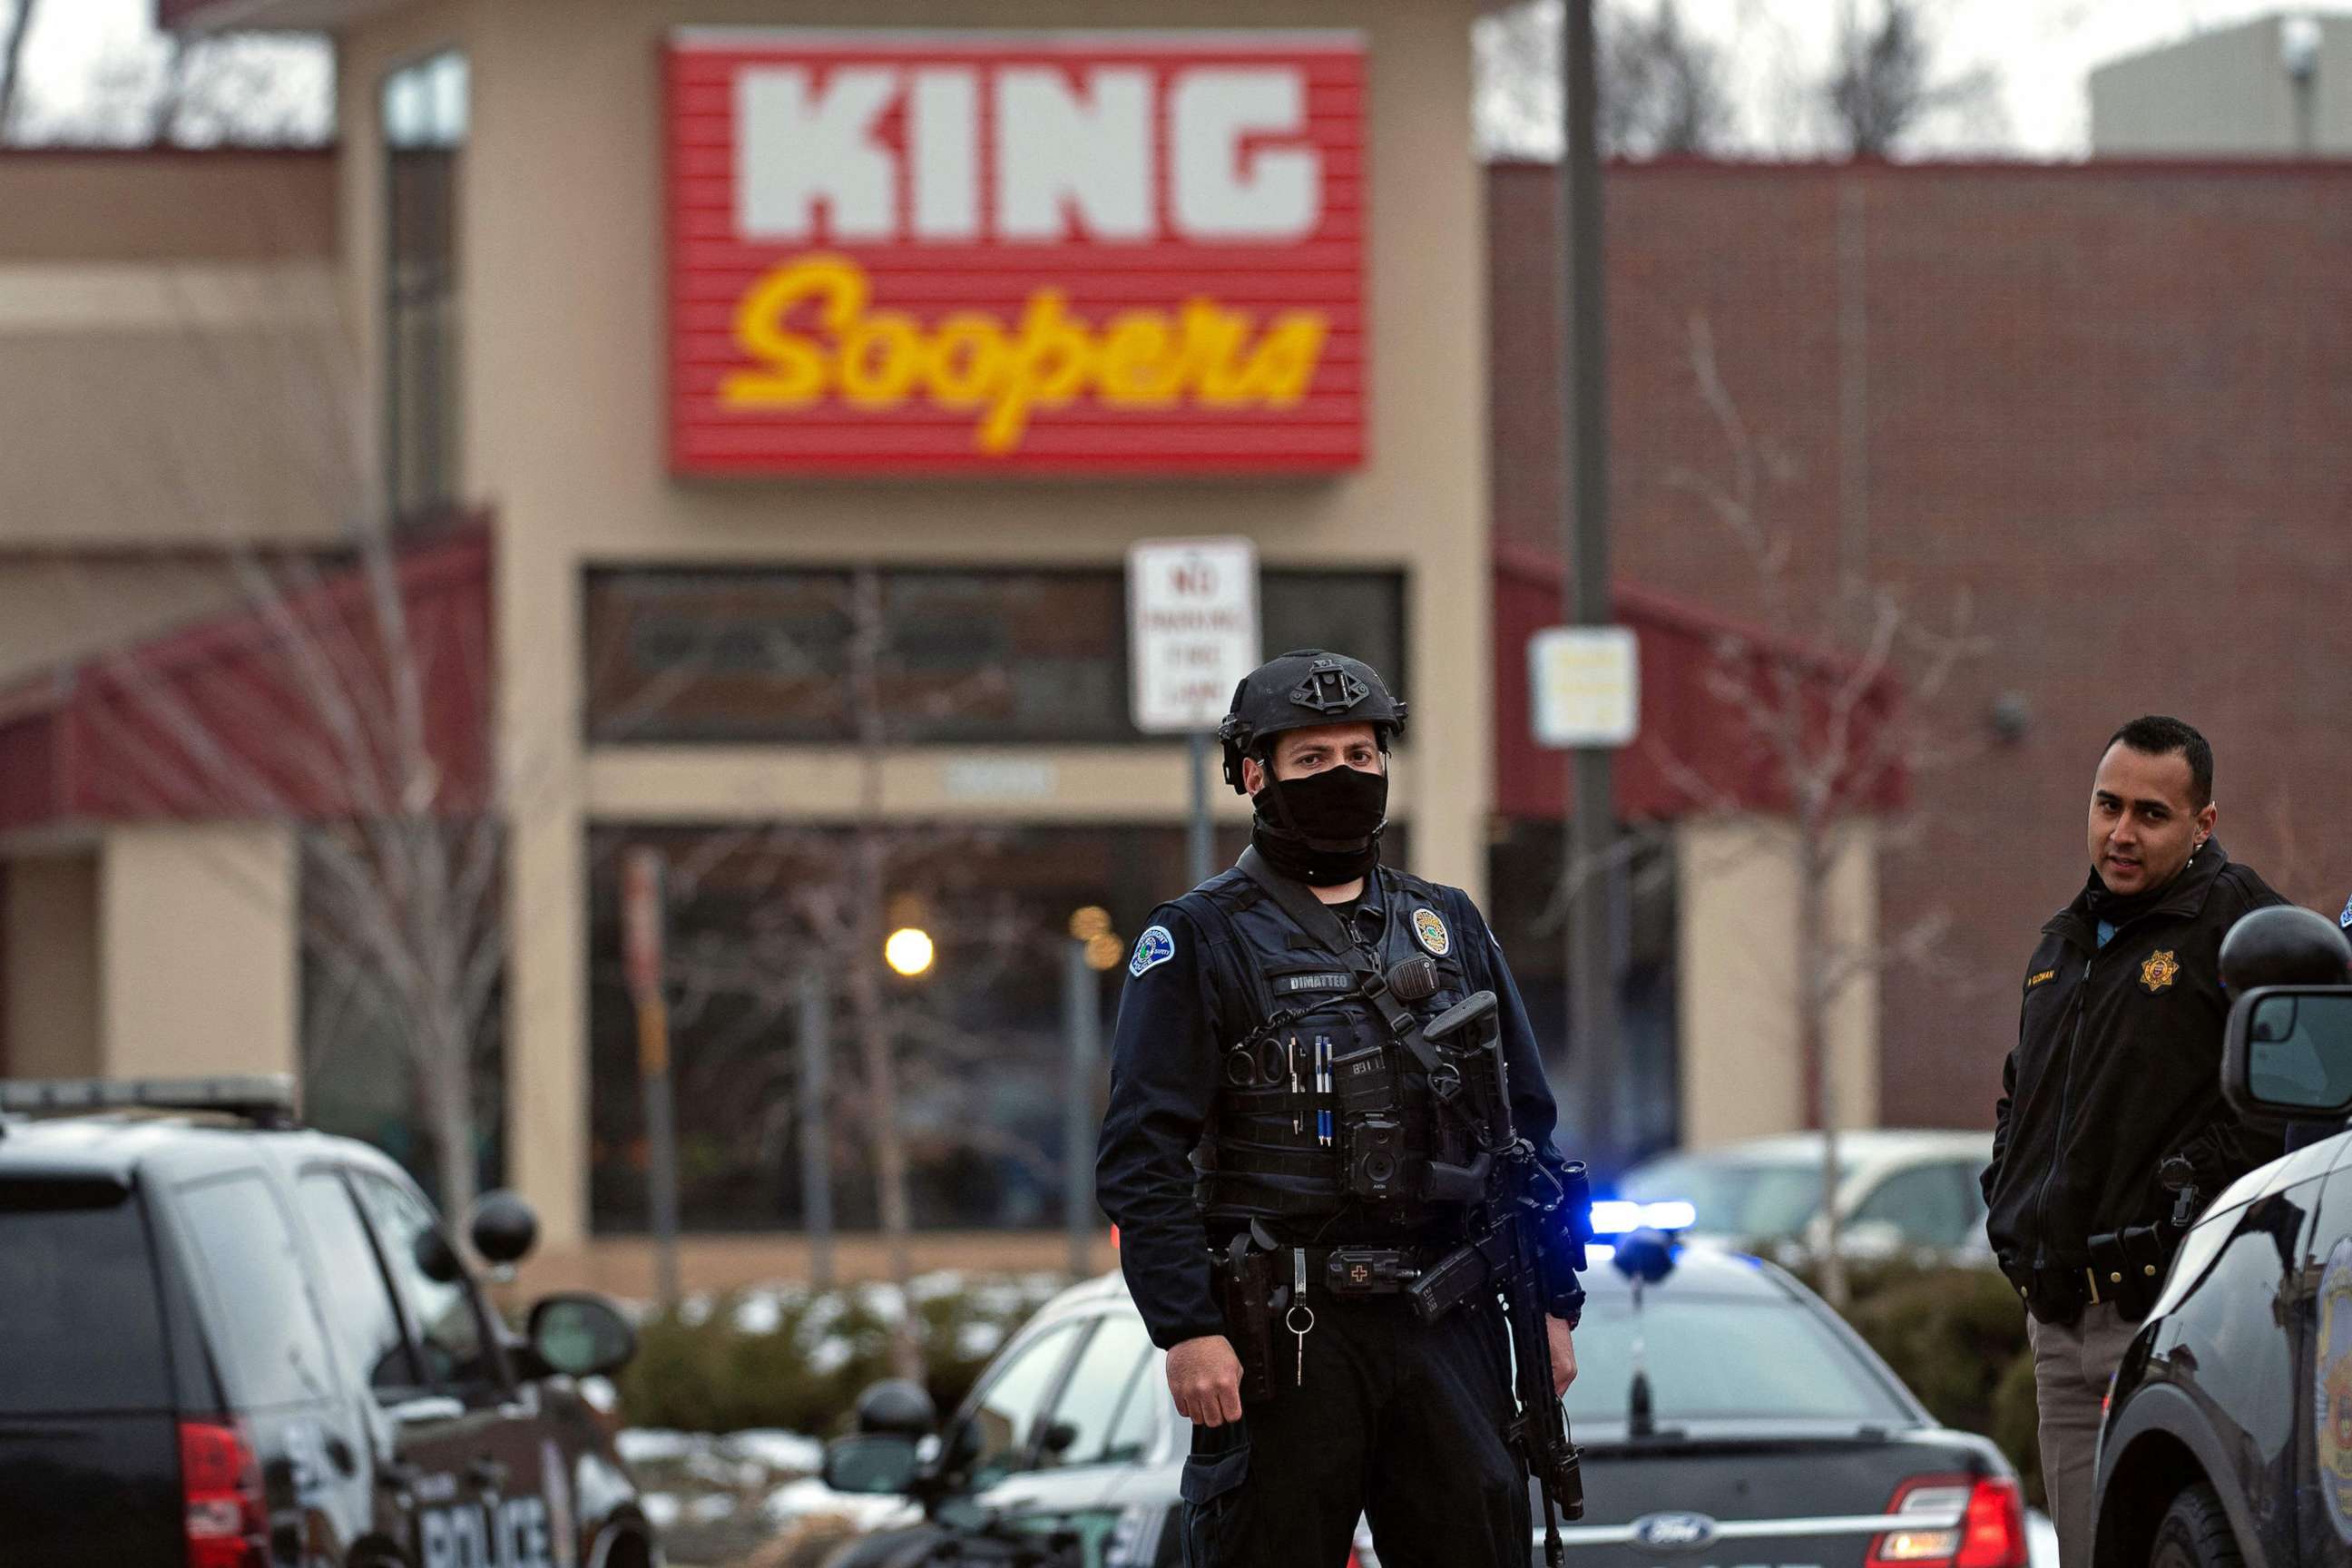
left=2149, top=1483, right=2243, bottom=1568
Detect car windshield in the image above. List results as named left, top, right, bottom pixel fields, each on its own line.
left=1617, top=1153, right=1849, bottom=1240
left=1562, top=1291, right=1909, bottom=1426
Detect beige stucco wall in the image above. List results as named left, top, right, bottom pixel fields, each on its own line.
left=98, top=824, right=298, bottom=1083
left=337, top=0, right=1492, bottom=1245
left=5, top=853, right=102, bottom=1079
left=0, top=150, right=349, bottom=553
left=0, top=562, right=250, bottom=683
left=1675, top=814, right=1881, bottom=1148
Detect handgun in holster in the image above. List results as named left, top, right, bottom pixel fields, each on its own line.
left=2085, top=1157, right=2201, bottom=1320
left=1216, top=1228, right=1281, bottom=1405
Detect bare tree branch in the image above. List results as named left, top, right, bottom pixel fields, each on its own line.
left=0, top=0, right=35, bottom=142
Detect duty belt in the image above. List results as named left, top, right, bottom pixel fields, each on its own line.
left=1228, top=1242, right=1437, bottom=1298
left=2006, top=1259, right=2105, bottom=1323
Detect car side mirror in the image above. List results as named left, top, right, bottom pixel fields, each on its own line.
left=2223, top=985, right=2352, bottom=1125
left=525, top=1294, right=637, bottom=1378
left=469, top=1191, right=540, bottom=1267
left=414, top=1227, right=464, bottom=1285
left=822, top=1433, right=923, bottom=1495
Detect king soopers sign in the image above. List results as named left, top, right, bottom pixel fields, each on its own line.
left=668, top=30, right=1367, bottom=474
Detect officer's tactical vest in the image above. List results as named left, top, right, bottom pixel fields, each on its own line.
left=1172, top=864, right=1481, bottom=1235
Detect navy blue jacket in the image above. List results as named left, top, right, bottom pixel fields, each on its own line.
left=1094, top=860, right=1568, bottom=1350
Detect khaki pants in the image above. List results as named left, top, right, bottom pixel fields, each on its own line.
left=2026, top=1303, right=2138, bottom=1568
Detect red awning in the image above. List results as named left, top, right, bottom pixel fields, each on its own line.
left=0, top=527, right=491, bottom=834
left=1492, top=543, right=1907, bottom=823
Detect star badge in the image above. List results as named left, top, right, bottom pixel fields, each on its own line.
left=2141, top=949, right=2180, bottom=993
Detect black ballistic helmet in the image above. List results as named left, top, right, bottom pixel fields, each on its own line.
left=1218, top=649, right=1407, bottom=794
left=2220, top=905, right=2352, bottom=994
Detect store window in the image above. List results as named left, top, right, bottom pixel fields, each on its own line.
left=587, top=818, right=1400, bottom=1234
left=383, top=51, right=466, bottom=524
left=1485, top=820, right=1681, bottom=1161
left=583, top=566, right=1407, bottom=746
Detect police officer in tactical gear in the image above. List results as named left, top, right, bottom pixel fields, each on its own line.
left=1095, top=650, right=1581, bottom=1568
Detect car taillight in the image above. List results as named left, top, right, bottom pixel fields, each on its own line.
left=180, top=1418, right=266, bottom=1568
left=1868, top=1475, right=2027, bottom=1568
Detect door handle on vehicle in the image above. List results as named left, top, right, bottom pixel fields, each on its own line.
left=469, top=1455, right=508, bottom=1490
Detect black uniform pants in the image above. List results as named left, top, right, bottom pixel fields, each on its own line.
left=1178, top=1294, right=1532, bottom=1568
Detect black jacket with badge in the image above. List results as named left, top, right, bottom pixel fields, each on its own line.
left=1094, top=860, right=1566, bottom=1351
left=1982, top=841, right=2286, bottom=1316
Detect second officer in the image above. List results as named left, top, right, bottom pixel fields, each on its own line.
left=1094, top=649, right=1583, bottom=1568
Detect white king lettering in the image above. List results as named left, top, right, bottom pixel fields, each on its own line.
left=737, top=62, right=1323, bottom=244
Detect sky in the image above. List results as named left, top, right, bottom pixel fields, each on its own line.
left=1476, top=0, right=2320, bottom=158
left=0, top=0, right=2323, bottom=157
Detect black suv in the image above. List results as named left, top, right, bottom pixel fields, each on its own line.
left=0, top=1075, right=656, bottom=1568
left=2095, top=984, right=2352, bottom=1566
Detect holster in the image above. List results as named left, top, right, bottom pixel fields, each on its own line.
left=1214, top=1233, right=1280, bottom=1406
left=2083, top=1221, right=2179, bottom=1320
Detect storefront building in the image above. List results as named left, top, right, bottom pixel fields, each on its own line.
left=128, top=0, right=1495, bottom=1258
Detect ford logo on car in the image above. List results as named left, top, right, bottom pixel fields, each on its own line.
left=1631, top=1512, right=1720, bottom=1552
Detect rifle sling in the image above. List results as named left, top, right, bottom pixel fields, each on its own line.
left=1234, top=847, right=1445, bottom=1079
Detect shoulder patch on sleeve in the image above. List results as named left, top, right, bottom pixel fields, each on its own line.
left=1129, top=924, right=1177, bottom=977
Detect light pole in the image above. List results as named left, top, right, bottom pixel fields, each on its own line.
left=1064, top=906, right=1122, bottom=1279
left=2284, top=15, right=2323, bottom=156
left=1562, top=0, right=1621, bottom=1166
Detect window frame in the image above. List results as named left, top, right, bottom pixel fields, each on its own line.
left=379, top=47, right=466, bottom=527
left=345, top=1166, right=514, bottom=1404
left=168, top=1168, right=344, bottom=1413
left=940, top=1316, right=1093, bottom=1489
left=1025, top=1310, right=1158, bottom=1472
left=1849, top=1160, right=1980, bottom=1250
left=290, top=1162, right=431, bottom=1402
left=579, top=564, right=1411, bottom=749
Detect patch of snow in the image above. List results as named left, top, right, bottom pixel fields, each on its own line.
left=642, top=1494, right=681, bottom=1530
left=761, top=1475, right=921, bottom=1533
left=685, top=1494, right=740, bottom=1524
left=616, top=1430, right=702, bottom=1465
left=956, top=1319, right=1008, bottom=1358
left=718, top=1429, right=824, bottom=1475
left=733, top=1294, right=787, bottom=1335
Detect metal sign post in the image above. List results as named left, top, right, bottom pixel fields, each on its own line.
left=622, top=848, right=681, bottom=1308
left=1129, top=537, right=1260, bottom=887
left=1063, top=936, right=1104, bottom=1279
left=797, top=968, right=835, bottom=1292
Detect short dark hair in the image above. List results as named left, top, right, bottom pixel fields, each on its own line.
left=2105, top=715, right=2213, bottom=809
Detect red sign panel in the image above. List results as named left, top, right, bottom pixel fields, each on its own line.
left=667, top=30, right=1366, bottom=475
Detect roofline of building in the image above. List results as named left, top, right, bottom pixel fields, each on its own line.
left=2085, top=11, right=2292, bottom=83
left=1492, top=540, right=1897, bottom=693
left=1487, top=152, right=2352, bottom=177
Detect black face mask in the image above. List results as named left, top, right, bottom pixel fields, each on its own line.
left=1251, top=763, right=1388, bottom=885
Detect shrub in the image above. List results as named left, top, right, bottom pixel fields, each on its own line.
left=612, top=1275, right=1063, bottom=1436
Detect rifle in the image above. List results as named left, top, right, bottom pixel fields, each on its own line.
left=1405, top=990, right=1590, bottom=1568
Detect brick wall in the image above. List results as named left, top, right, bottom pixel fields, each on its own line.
left=1493, top=159, right=2352, bottom=1129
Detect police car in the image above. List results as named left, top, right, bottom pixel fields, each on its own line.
left=2094, top=978, right=2352, bottom=1566
left=818, top=1235, right=2033, bottom=1568
left=0, top=1076, right=656, bottom=1568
